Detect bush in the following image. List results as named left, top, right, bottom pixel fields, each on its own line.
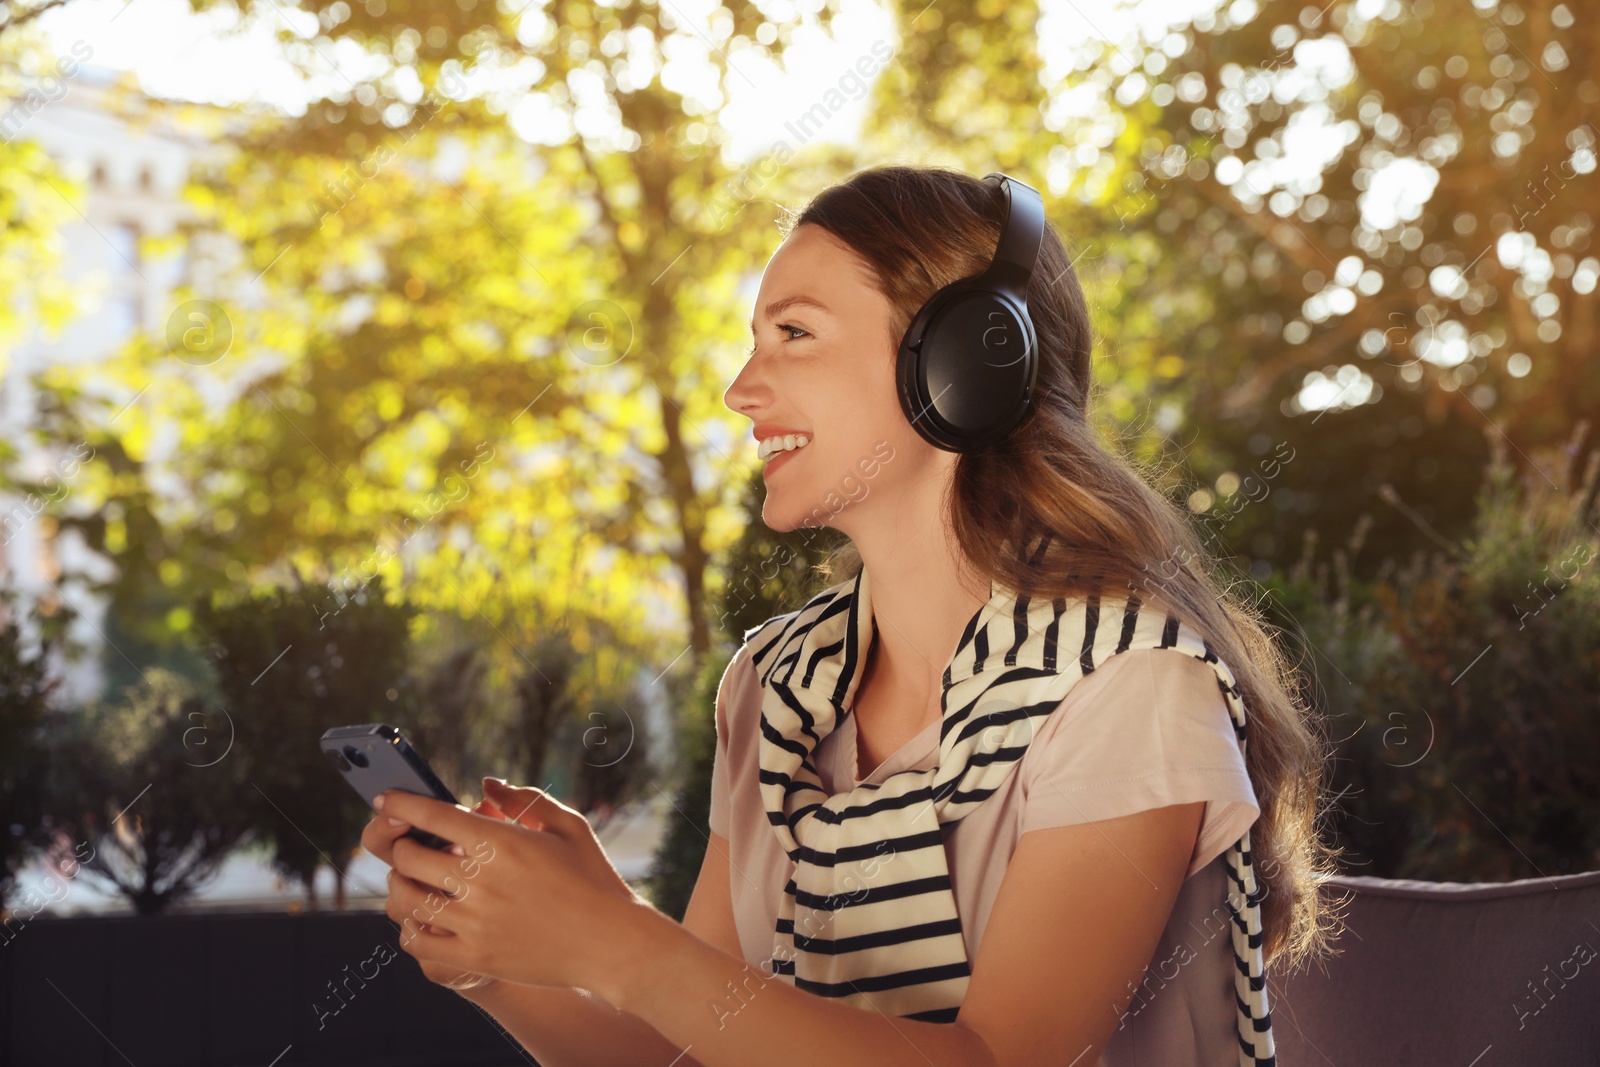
left=644, top=467, right=841, bottom=916
left=641, top=645, right=731, bottom=920
left=0, top=591, right=65, bottom=910
left=196, top=571, right=418, bottom=909
left=37, top=669, right=255, bottom=914
left=1273, top=424, right=1600, bottom=880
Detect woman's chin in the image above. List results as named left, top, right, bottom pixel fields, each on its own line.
left=761, top=498, right=825, bottom=534
left=760, top=508, right=807, bottom=534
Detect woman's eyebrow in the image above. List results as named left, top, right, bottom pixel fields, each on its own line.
left=749, top=295, right=831, bottom=335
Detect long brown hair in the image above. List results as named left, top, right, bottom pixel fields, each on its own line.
left=785, top=164, right=1342, bottom=971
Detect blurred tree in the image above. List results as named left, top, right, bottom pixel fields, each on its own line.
left=37, top=668, right=254, bottom=915
left=1073, top=0, right=1595, bottom=578
left=0, top=590, right=65, bottom=910
left=48, top=0, right=873, bottom=722
left=404, top=629, right=488, bottom=797
left=646, top=465, right=841, bottom=915
left=641, top=641, right=729, bottom=921
left=708, top=465, right=847, bottom=648
left=503, top=629, right=582, bottom=796
left=2, top=26, right=216, bottom=698
left=196, top=571, right=417, bottom=909
left=0, top=30, right=77, bottom=377
left=0, top=30, right=111, bottom=695
left=32, top=378, right=213, bottom=698
left=569, top=689, right=652, bottom=828
left=0, top=1, right=77, bottom=36
left=866, top=0, right=1595, bottom=585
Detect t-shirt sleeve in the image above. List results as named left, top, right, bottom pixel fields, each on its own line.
left=1017, top=646, right=1260, bottom=879
left=707, top=647, right=744, bottom=839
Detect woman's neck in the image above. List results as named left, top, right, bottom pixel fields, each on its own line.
left=853, top=546, right=991, bottom=704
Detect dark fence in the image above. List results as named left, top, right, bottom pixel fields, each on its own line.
left=1, top=909, right=536, bottom=1066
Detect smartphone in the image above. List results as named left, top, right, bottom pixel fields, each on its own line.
left=321, top=724, right=458, bottom=851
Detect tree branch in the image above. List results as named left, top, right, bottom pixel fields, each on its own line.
left=0, top=0, right=75, bottom=36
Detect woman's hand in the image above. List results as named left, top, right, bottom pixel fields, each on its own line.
left=379, top=778, right=650, bottom=995
left=478, top=778, right=645, bottom=906
left=363, top=789, right=510, bottom=997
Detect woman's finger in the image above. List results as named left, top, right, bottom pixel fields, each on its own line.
left=385, top=867, right=462, bottom=943
left=481, top=778, right=639, bottom=905
left=360, top=809, right=412, bottom=866
left=473, top=792, right=508, bottom=821
left=482, top=778, right=577, bottom=835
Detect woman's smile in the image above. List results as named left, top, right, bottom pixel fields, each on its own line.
left=762, top=441, right=807, bottom=477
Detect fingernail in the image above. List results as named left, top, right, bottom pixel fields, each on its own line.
left=450, top=844, right=466, bottom=857
left=373, top=794, right=386, bottom=810
left=388, top=818, right=407, bottom=827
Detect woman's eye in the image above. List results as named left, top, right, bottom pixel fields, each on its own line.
left=747, top=324, right=809, bottom=356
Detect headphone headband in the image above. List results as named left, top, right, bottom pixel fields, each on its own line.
left=979, top=173, right=1046, bottom=298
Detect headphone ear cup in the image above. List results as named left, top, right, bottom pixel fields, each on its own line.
left=973, top=301, right=1033, bottom=372
left=897, top=286, right=1038, bottom=453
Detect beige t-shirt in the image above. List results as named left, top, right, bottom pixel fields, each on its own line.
left=708, top=637, right=1261, bottom=1066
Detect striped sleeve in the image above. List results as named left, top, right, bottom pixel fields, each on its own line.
left=1017, top=646, right=1261, bottom=879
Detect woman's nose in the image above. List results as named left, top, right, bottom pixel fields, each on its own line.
left=723, top=350, right=768, bottom=413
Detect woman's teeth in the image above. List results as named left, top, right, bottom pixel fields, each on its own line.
left=758, top=434, right=810, bottom=461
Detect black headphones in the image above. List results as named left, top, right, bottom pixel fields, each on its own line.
left=895, top=172, right=1045, bottom=453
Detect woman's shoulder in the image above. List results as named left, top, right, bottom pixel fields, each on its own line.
left=1013, top=642, right=1260, bottom=864
left=737, top=577, right=855, bottom=664
left=723, top=581, right=853, bottom=712
left=1026, top=642, right=1244, bottom=755
left=714, top=610, right=795, bottom=746
left=1011, top=643, right=1260, bottom=819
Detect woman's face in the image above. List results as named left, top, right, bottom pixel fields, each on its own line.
left=723, top=222, right=947, bottom=533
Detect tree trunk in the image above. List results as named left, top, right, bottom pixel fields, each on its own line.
left=133, top=887, right=163, bottom=915
left=654, top=384, right=711, bottom=665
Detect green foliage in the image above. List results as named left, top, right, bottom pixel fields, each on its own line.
left=0, top=32, right=79, bottom=366
left=644, top=467, right=845, bottom=916
left=0, top=592, right=64, bottom=909
left=1104, top=0, right=1596, bottom=582
left=1269, top=426, right=1600, bottom=879
left=195, top=572, right=417, bottom=907
left=874, top=0, right=1596, bottom=587
left=708, top=467, right=847, bottom=652
left=44, top=0, right=866, bottom=701
left=399, top=615, right=490, bottom=797
left=641, top=642, right=731, bottom=921
left=37, top=668, right=254, bottom=915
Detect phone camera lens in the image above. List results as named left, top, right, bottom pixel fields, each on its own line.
left=327, top=748, right=351, bottom=772
left=343, top=745, right=369, bottom=768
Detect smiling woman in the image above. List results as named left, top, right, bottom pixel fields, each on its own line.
left=704, top=164, right=1337, bottom=1064
left=368, top=165, right=1340, bottom=1067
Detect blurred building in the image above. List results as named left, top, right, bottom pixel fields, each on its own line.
left=1, top=65, right=227, bottom=705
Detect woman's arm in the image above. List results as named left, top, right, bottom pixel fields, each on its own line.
left=446, top=827, right=747, bottom=1067
left=591, top=802, right=1205, bottom=1067
left=377, top=775, right=1199, bottom=1065
left=460, top=981, right=704, bottom=1067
